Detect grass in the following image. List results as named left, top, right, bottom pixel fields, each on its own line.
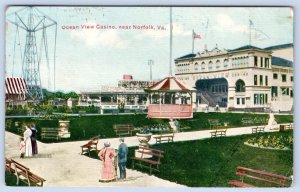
left=5, top=171, right=28, bottom=186
left=5, top=112, right=293, bottom=143
left=275, top=115, right=294, bottom=124
left=84, top=131, right=293, bottom=187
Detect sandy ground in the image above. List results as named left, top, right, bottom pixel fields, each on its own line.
left=4, top=126, right=278, bottom=187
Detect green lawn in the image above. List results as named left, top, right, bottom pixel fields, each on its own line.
left=87, top=131, right=293, bottom=187
left=5, top=112, right=293, bottom=143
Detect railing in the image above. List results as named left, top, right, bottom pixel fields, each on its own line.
left=147, top=104, right=193, bottom=119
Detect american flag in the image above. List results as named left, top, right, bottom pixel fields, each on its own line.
left=193, top=31, right=201, bottom=39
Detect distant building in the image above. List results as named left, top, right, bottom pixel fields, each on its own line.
left=67, top=97, right=78, bottom=108
left=174, top=43, right=293, bottom=112
left=48, top=98, right=67, bottom=107
left=79, top=75, right=155, bottom=112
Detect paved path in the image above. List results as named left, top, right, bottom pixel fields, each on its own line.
left=5, top=125, right=279, bottom=187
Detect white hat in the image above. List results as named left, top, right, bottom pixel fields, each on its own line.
left=104, top=142, right=111, bottom=147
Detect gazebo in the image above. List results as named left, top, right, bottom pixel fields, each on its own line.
left=145, top=76, right=194, bottom=119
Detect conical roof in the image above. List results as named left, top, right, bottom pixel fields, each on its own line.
left=145, top=76, right=194, bottom=92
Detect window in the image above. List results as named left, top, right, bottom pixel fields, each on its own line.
left=208, top=61, right=213, bottom=70
left=273, top=73, right=278, bottom=79
left=265, top=58, right=270, bottom=68
left=265, top=94, right=268, bottom=104
left=291, top=90, right=293, bottom=98
left=282, top=74, right=287, bottom=82
left=242, top=98, right=245, bottom=105
left=254, top=93, right=267, bottom=105
left=260, top=57, right=263, bottom=67
left=216, top=60, right=221, bottom=69
left=194, top=62, right=198, bottom=71
left=237, top=98, right=240, bottom=105
left=224, top=59, right=228, bottom=68
left=260, top=75, right=263, bottom=86
left=265, top=76, right=268, bottom=86
left=201, top=62, right=205, bottom=70
left=235, top=80, right=245, bottom=92
left=272, top=86, right=278, bottom=97
left=254, top=56, right=258, bottom=67
left=254, top=75, right=257, bottom=85
left=281, top=87, right=289, bottom=95
left=291, top=76, right=293, bottom=82
left=254, top=94, right=258, bottom=104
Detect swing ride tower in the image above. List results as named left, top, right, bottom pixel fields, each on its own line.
left=7, top=6, right=57, bottom=102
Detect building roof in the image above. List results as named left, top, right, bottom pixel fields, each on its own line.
left=175, top=53, right=196, bottom=60
left=5, top=77, right=27, bottom=95
left=145, top=76, right=194, bottom=92
left=264, top=43, right=293, bottom=50
left=229, top=45, right=265, bottom=52
left=271, top=56, right=293, bottom=67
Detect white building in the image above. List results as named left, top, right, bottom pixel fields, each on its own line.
left=174, top=44, right=293, bottom=112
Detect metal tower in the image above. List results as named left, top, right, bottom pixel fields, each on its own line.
left=7, top=6, right=57, bottom=102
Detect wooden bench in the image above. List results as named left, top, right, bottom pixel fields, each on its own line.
left=80, top=135, right=100, bottom=155
left=41, top=127, right=61, bottom=140
left=8, top=159, right=46, bottom=186
left=132, top=146, right=164, bottom=175
left=252, top=126, right=265, bottom=134
left=153, top=131, right=175, bottom=144
left=210, top=128, right=227, bottom=137
left=228, top=166, right=291, bottom=187
left=279, top=123, right=293, bottom=132
left=113, top=124, right=133, bottom=137
left=208, top=119, right=221, bottom=129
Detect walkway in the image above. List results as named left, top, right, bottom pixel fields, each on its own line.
left=5, top=125, right=279, bottom=187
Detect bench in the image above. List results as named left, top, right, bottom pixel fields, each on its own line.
left=80, top=135, right=100, bottom=155
left=279, top=123, right=293, bottom=132
left=7, top=159, right=46, bottom=186
left=132, top=146, right=164, bottom=175
left=153, top=131, right=175, bottom=144
left=208, top=119, right=221, bottom=129
left=210, top=128, right=227, bottom=137
left=228, top=166, right=291, bottom=187
left=113, top=124, right=133, bottom=137
left=41, top=127, right=61, bottom=140
left=252, top=126, right=265, bottom=134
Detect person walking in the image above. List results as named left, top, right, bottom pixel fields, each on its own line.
left=23, top=125, right=32, bottom=157
left=98, top=142, right=116, bottom=182
left=118, top=138, right=128, bottom=180
left=30, top=123, right=38, bottom=155
left=19, top=137, right=25, bottom=158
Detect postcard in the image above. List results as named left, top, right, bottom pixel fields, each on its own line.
left=4, top=6, right=293, bottom=188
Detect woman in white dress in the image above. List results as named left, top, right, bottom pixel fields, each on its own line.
left=23, top=125, right=33, bottom=157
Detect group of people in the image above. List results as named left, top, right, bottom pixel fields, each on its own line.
left=19, top=123, right=38, bottom=158
left=98, top=138, right=128, bottom=182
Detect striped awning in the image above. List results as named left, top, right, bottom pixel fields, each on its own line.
left=145, top=76, right=194, bottom=92
left=5, top=77, right=28, bottom=95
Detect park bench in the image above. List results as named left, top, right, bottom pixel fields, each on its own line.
left=113, top=124, right=133, bottom=137
left=208, top=119, right=221, bottom=129
left=251, top=126, right=265, bottom=134
left=41, top=127, right=61, bottom=140
left=153, top=131, right=175, bottom=144
left=228, top=166, right=291, bottom=187
left=132, top=146, right=164, bottom=175
left=8, top=159, right=46, bottom=186
left=80, top=135, right=100, bottom=155
left=279, top=123, right=293, bottom=132
left=210, top=128, right=227, bottom=137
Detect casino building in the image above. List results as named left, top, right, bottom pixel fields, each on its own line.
left=174, top=43, right=293, bottom=112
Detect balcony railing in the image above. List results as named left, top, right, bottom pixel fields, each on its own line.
left=147, top=104, right=193, bottom=119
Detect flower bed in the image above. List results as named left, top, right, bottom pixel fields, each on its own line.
left=246, top=135, right=293, bottom=150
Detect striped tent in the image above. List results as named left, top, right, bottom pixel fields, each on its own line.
left=145, top=76, right=193, bottom=92
left=5, top=77, right=28, bottom=101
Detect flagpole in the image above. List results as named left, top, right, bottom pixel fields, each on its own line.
left=169, top=7, right=173, bottom=76
left=249, top=18, right=252, bottom=46
left=192, top=29, right=194, bottom=53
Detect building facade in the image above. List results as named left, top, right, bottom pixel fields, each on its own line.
left=174, top=44, right=293, bottom=112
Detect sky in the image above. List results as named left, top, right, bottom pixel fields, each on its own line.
left=5, top=6, right=293, bottom=93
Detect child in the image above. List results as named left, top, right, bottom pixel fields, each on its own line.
left=19, top=137, right=25, bottom=158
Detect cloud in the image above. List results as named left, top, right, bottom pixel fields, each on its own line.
left=214, top=14, right=248, bottom=34
left=70, top=23, right=128, bottom=48
left=134, top=22, right=190, bottom=40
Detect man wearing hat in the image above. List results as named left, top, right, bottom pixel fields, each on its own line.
left=118, top=138, right=128, bottom=180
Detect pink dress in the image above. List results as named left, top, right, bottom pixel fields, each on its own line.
left=98, top=147, right=116, bottom=181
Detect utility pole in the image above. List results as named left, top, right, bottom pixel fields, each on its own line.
left=148, top=59, right=154, bottom=80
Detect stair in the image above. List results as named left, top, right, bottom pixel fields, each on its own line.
left=200, top=91, right=217, bottom=107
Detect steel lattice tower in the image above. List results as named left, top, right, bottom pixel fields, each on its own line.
left=7, top=6, right=57, bottom=102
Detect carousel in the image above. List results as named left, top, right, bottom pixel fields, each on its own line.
left=145, top=76, right=194, bottom=119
